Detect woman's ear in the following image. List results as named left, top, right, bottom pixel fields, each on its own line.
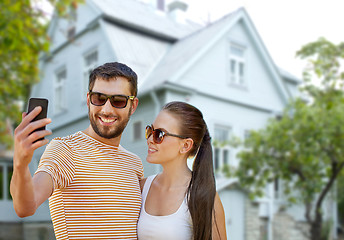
left=180, top=138, right=194, bottom=154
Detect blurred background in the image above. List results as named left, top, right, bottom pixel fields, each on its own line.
left=0, top=0, right=343, bottom=239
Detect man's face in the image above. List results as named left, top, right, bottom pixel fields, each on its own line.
left=87, top=77, right=138, bottom=140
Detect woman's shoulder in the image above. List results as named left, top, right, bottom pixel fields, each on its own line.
left=139, top=174, right=159, bottom=192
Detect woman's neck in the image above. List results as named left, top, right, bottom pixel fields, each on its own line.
left=157, top=161, right=192, bottom=189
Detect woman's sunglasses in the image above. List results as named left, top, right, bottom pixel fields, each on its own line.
left=145, top=125, right=187, bottom=144
left=89, top=91, right=135, bottom=109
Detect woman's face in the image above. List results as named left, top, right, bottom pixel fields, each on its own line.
left=146, top=110, right=185, bottom=165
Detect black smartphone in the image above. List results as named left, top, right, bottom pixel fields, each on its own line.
left=27, top=98, right=49, bottom=141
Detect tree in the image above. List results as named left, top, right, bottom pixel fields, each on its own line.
left=0, top=0, right=81, bottom=148
left=235, top=38, right=344, bottom=240
left=338, top=173, right=344, bottom=233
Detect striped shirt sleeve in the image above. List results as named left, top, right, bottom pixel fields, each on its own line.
left=35, top=139, right=75, bottom=190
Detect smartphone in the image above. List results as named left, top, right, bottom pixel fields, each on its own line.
left=27, top=98, right=49, bottom=141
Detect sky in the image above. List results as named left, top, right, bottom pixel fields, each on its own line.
left=183, top=0, right=344, bottom=79
left=37, top=0, right=344, bottom=80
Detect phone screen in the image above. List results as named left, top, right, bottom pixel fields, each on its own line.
left=28, top=98, right=49, bottom=140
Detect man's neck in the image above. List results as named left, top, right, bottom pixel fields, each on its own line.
left=82, top=126, right=121, bottom=146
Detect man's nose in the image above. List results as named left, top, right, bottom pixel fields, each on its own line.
left=102, top=98, right=115, bottom=112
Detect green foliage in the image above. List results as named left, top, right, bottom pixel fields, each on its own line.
left=235, top=38, right=344, bottom=238
left=297, top=37, right=344, bottom=96
left=0, top=0, right=82, bottom=148
left=237, top=93, right=344, bottom=203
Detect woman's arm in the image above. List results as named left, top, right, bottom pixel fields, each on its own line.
left=212, top=192, right=227, bottom=240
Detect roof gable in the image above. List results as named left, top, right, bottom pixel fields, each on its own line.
left=139, top=8, right=238, bottom=93
left=140, top=8, right=292, bottom=105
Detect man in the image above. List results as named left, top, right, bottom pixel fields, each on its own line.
left=11, top=62, right=143, bottom=239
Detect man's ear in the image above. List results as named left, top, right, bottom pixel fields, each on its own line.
left=130, top=97, right=139, bottom=116
left=180, top=138, right=194, bottom=154
left=86, top=92, right=90, bottom=108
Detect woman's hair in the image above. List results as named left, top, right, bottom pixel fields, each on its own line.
left=162, top=101, right=216, bottom=240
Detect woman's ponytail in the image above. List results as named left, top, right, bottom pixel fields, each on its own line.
left=162, top=101, right=216, bottom=240
left=187, top=129, right=216, bottom=240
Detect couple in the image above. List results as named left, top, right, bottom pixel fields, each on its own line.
left=11, top=62, right=226, bottom=239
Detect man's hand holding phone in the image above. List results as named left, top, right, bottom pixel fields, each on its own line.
left=13, top=98, right=52, bottom=168
left=11, top=98, right=53, bottom=218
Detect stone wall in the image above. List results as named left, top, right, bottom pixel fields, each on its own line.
left=245, top=200, right=262, bottom=240
left=273, top=211, right=309, bottom=240
left=0, top=222, right=55, bottom=240
left=23, top=222, right=55, bottom=240
left=245, top=200, right=310, bottom=240
left=0, top=222, right=23, bottom=240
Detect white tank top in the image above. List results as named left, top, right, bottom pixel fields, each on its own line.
left=137, top=175, right=193, bottom=240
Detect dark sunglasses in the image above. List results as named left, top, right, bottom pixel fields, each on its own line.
left=89, top=91, right=135, bottom=109
left=145, top=125, right=187, bottom=144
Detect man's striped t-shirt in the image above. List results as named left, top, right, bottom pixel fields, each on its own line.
left=35, top=131, right=144, bottom=239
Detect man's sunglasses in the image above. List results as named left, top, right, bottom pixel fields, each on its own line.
left=145, top=125, right=187, bottom=144
left=89, top=91, right=135, bottom=109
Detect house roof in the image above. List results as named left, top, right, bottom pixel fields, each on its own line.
left=91, top=0, right=201, bottom=41
left=278, top=67, right=302, bottom=83
left=46, top=0, right=300, bottom=98
left=139, top=7, right=294, bottom=104
left=138, top=8, right=238, bottom=93
left=216, top=177, right=239, bottom=192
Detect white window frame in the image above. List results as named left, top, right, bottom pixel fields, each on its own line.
left=54, top=67, right=67, bottom=114
left=213, top=125, right=231, bottom=172
left=82, top=49, right=98, bottom=101
left=228, top=43, right=247, bottom=86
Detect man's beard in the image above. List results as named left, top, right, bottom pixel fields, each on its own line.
left=89, top=108, right=132, bottom=139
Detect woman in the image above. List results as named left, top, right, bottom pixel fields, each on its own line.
left=137, top=101, right=227, bottom=240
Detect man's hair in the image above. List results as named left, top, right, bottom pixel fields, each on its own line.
left=89, top=62, right=138, bottom=96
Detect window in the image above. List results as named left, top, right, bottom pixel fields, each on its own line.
left=223, top=149, right=229, bottom=165
left=0, top=162, right=13, bottom=201
left=214, top=148, right=220, bottom=170
left=54, top=68, right=67, bottom=114
left=133, top=121, right=142, bottom=141
left=213, top=125, right=231, bottom=171
left=83, top=50, right=98, bottom=100
left=7, top=166, right=13, bottom=199
left=229, top=44, right=246, bottom=86
left=244, top=130, right=251, bottom=140
left=215, top=126, right=230, bottom=143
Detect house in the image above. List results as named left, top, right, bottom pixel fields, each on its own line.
left=1, top=0, right=337, bottom=239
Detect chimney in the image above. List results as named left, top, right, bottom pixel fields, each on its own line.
left=157, top=0, right=165, bottom=11
left=167, top=0, right=188, bottom=23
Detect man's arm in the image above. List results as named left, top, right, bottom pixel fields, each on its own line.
left=10, top=107, right=52, bottom=217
